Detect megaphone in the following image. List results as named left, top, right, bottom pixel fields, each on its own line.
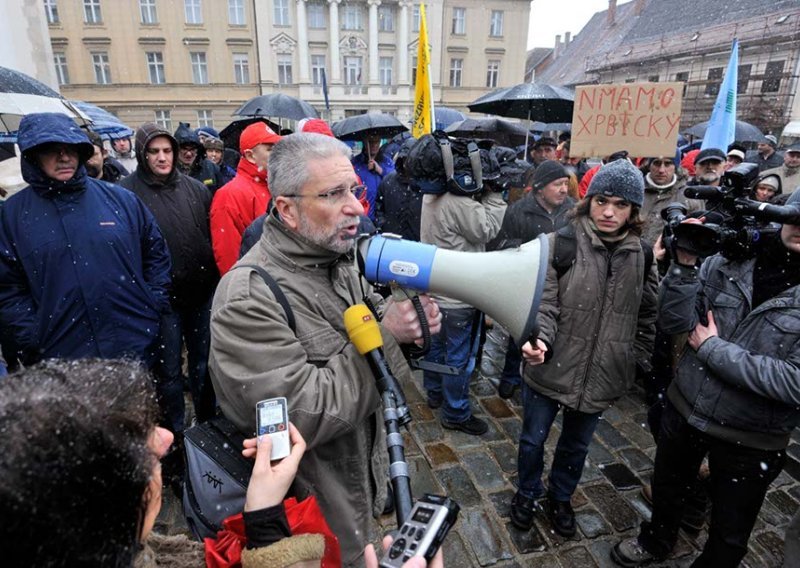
left=358, top=234, right=549, bottom=346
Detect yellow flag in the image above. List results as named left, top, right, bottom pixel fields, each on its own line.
left=412, top=3, right=433, bottom=137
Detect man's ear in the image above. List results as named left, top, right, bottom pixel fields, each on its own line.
left=274, top=196, right=299, bottom=230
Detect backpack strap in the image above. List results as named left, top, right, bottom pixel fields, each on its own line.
left=235, top=264, right=296, bottom=334
left=552, top=224, right=578, bottom=279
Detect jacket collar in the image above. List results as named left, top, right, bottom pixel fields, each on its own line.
left=21, top=158, right=88, bottom=197
left=261, top=210, right=354, bottom=272
left=576, top=215, right=640, bottom=251
left=236, top=157, right=268, bottom=186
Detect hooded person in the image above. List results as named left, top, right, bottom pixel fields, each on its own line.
left=174, top=122, right=224, bottom=193
left=351, top=133, right=395, bottom=222
left=0, top=112, right=171, bottom=367
left=109, top=135, right=138, bottom=173
left=751, top=173, right=783, bottom=203
left=119, top=123, right=220, bottom=431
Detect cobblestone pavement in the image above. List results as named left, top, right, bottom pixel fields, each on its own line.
left=157, top=370, right=800, bottom=567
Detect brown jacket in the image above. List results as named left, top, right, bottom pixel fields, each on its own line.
left=640, top=173, right=703, bottom=246
left=525, top=216, right=658, bottom=413
left=209, top=212, right=407, bottom=566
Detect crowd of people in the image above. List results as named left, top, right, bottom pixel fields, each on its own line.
left=0, top=109, right=798, bottom=568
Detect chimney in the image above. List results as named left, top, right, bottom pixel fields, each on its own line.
left=607, top=0, right=617, bottom=25
left=554, top=34, right=561, bottom=59
left=564, top=31, right=571, bottom=45
left=634, top=0, right=645, bottom=15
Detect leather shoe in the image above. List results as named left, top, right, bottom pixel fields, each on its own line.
left=441, top=415, right=488, bottom=436
left=498, top=381, right=516, bottom=399
left=546, top=497, right=576, bottom=537
left=510, top=492, right=539, bottom=530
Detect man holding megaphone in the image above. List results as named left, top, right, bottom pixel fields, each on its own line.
left=510, top=159, right=658, bottom=538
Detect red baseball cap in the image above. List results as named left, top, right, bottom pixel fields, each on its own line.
left=298, top=118, right=334, bottom=137
left=239, top=122, right=281, bottom=152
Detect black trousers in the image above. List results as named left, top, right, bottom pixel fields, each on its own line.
left=638, top=402, right=785, bottom=567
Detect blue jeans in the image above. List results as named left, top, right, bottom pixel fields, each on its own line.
left=153, top=296, right=213, bottom=433
left=500, top=337, right=522, bottom=388
left=423, top=307, right=481, bottom=423
left=517, top=385, right=601, bottom=502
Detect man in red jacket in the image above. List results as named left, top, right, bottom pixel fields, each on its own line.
left=210, top=122, right=281, bottom=274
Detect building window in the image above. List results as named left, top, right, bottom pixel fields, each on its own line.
left=737, top=64, right=751, bottom=94
left=228, top=0, right=245, bottom=25
left=44, top=0, right=59, bottom=24
left=191, top=52, right=209, bottom=84
left=449, top=58, right=463, bottom=87
left=412, top=4, right=426, bottom=33
left=675, top=71, right=689, bottom=96
left=411, top=55, right=417, bottom=86
left=83, top=0, right=102, bottom=24
left=277, top=55, right=293, bottom=85
left=761, top=60, right=785, bottom=93
left=486, top=59, right=499, bottom=88
left=184, top=0, right=202, bottom=24
left=308, top=1, right=325, bottom=28
left=53, top=52, right=69, bottom=85
left=139, top=0, right=157, bottom=24
left=342, top=4, right=361, bottom=30
left=704, top=67, right=723, bottom=96
left=344, top=56, right=362, bottom=85
left=378, top=5, right=394, bottom=31
left=233, top=53, right=250, bottom=84
left=452, top=7, right=465, bottom=35
left=379, top=56, right=393, bottom=86
left=490, top=10, right=503, bottom=37
left=154, top=109, right=171, bottom=131
left=648, top=74, right=659, bottom=82
left=147, top=51, right=166, bottom=84
left=197, top=110, right=213, bottom=128
left=92, top=52, right=112, bottom=84
left=274, top=0, right=290, bottom=26
left=311, top=55, right=326, bottom=85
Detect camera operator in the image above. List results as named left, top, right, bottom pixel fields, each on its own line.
left=612, top=191, right=800, bottom=567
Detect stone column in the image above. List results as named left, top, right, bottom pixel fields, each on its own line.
left=367, top=0, right=381, bottom=85
left=327, top=0, right=341, bottom=82
left=296, top=0, right=310, bottom=82
left=398, top=0, right=410, bottom=84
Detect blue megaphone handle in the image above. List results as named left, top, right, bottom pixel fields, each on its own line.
left=364, top=235, right=437, bottom=291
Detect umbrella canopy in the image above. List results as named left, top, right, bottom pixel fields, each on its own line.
left=219, top=117, right=281, bottom=153
left=434, top=107, right=466, bottom=130
left=72, top=100, right=133, bottom=140
left=331, top=113, right=408, bottom=141
left=0, top=66, right=88, bottom=140
left=233, top=93, right=318, bottom=121
left=684, top=120, right=764, bottom=143
left=468, top=83, right=575, bottom=123
left=445, top=117, right=531, bottom=147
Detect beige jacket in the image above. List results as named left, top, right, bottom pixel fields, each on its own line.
left=419, top=190, right=506, bottom=308
left=762, top=164, right=800, bottom=195
left=209, top=213, right=409, bottom=567
left=525, top=216, right=658, bottom=413
left=640, top=173, right=704, bottom=246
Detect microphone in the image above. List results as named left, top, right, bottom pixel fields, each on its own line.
left=344, top=305, right=411, bottom=427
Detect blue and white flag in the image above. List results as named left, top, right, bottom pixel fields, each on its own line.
left=701, top=39, right=738, bottom=151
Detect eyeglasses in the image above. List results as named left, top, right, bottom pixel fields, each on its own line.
left=284, top=184, right=367, bottom=203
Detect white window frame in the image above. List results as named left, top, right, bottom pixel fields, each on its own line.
left=449, top=58, right=463, bottom=87
left=196, top=109, right=214, bottom=128
left=307, top=1, right=325, bottom=28
left=139, top=0, right=157, bottom=24
left=92, top=52, right=112, bottom=84
left=344, top=56, right=362, bottom=85
left=44, top=0, right=59, bottom=24
left=379, top=56, right=393, bottom=86
left=147, top=51, right=166, bottom=84
left=277, top=55, right=293, bottom=85
left=274, top=0, right=290, bottom=26
left=490, top=10, right=504, bottom=37
left=53, top=52, right=69, bottom=85
left=378, top=5, right=394, bottom=32
left=154, top=109, right=172, bottom=131
left=311, top=54, right=326, bottom=85
left=83, top=0, right=102, bottom=24
left=233, top=53, right=250, bottom=84
left=342, top=4, right=361, bottom=30
left=486, top=59, right=500, bottom=88
left=452, top=7, right=465, bottom=35
left=228, top=0, right=245, bottom=25
left=191, top=52, right=209, bottom=84
left=184, top=0, right=203, bottom=24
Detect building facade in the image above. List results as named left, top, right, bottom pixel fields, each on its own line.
left=41, top=0, right=529, bottom=131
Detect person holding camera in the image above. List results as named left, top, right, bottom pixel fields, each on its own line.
left=511, top=159, right=657, bottom=537
left=612, top=192, right=800, bottom=567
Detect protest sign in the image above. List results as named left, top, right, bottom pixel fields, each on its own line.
left=570, top=82, right=683, bottom=158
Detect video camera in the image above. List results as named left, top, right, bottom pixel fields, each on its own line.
left=661, top=163, right=800, bottom=260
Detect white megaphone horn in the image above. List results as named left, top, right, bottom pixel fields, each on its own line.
left=357, top=234, right=548, bottom=346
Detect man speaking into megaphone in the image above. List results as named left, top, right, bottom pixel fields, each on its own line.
left=208, top=133, right=441, bottom=567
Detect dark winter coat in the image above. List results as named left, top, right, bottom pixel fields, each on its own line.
left=352, top=150, right=395, bottom=221
left=120, top=124, right=219, bottom=310
left=102, top=156, right=129, bottom=183
left=660, top=252, right=800, bottom=450
left=375, top=171, right=422, bottom=241
left=488, top=192, right=575, bottom=250
left=525, top=216, right=658, bottom=413
left=0, top=113, right=171, bottom=364
left=174, top=123, right=224, bottom=193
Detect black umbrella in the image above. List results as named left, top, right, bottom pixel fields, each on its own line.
left=219, top=117, right=281, bottom=153
left=469, top=83, right=575, bottom=122
left=684, top=120, right=764, bottom=143
left=233, top=93, right=318, bottom=121
left=434, top=107, right=466, bottom=130
left=445, top=117, right=531, bottom=147
left=331, top=113, right=408, bottom=141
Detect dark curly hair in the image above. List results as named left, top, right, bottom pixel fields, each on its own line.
left=0, top=358, right=160, bottom=567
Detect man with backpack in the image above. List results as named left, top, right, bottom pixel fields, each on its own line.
left=510, top=159, right=658, bottom=537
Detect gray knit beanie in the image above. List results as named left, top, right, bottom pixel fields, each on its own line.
left=585, top=159, right=645, bottom=207
left=530, top=160, right=568, bottom=191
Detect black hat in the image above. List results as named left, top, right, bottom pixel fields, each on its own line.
left=694, top=148, right=726, bottom=165
left=529, top=160, right=568, bottom=191
left=533, top=136, right=557, bottom=149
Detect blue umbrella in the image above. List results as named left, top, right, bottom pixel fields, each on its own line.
left=434, top=107, right=466, bottom=130
left=72, top=100, right=133, bottom=140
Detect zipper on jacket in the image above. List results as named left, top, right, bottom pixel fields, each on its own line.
left=576, top=248, right=612, bottom=410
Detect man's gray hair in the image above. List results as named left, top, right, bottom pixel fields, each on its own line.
left=268, top=133, right=351, bottom=197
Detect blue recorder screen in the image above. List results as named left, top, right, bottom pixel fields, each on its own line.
left=258, top=404, right=286, bottom=436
